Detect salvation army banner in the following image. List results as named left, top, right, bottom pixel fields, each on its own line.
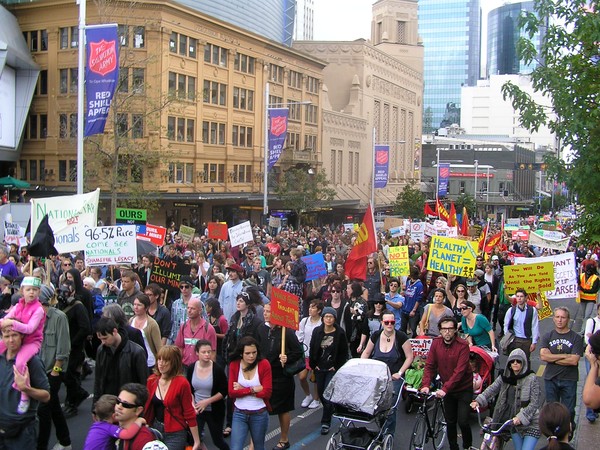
left=426, top=235, right=478, bottom=278
left=267, top=108, right=289, bottom=170
left=438, top=163, right=450, bottom=197
left=85, top=25, right=119, bottom=137
left=228, top=221, right=253, bottom=247
left=302, top=252, right=327, bottom=281
left=31, top=189, right=100, bottom=254
left=514, top=252, right=577, bottom=300
left=83, top=225, right=137, bottom=266
left=374, top=145, right=389, bottom=188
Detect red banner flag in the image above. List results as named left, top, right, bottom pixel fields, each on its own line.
left=344, top=204, right=377, bottom=281
left=424, top=202, right=437, bottom=217
left=449, top=202, right=457, bottom=227
left=460, top=207, right=469, bottom=236
left=478, top=221, right=489, bottom=252
left=437, top=199, right=450, bottom=224
left=484, top=232, right=503, bottom=254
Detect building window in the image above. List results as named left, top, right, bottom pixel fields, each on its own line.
left=306, top=76, right=319, bottom=93
left=26, top=114, right=47, bottom=140
left=69, top=160, right=77, bottom=182
left=203, top=163, right=225, bottom=183
left=232, top=125, right=253, bottom=148
left=203, top=80, right=227, bottom=106
left=289, top=102, right=301, bottom=121
left=133, top=26, right=145, bottom=48
left=169, top=33, right=196, bottom=58
left=119, top=69, right=129, bottom=93
left=234, top=53, right=255, bottom=74
left=288, top=70, right=302, bottom=89
left=168, top=162, right=194, bottom=184
left=305, top=104, right=318, bottom=124
left=60, top=68, right=78, bottom=95
left=233, top=164, right=253, bottom=183
left=69, top=113, right=77, bottom=138
left=59, top=160, right=67, bottom=181
left=40, top=160, right=46, bottom=181
left=286, top=132, right=300, bottom=150
left=28, top=115, right=37, bottom=139
left=58, top=160, right=76, bottom=182
left=20, top=160, right=27, bottom=180
left=26, top=30, right=48, bottom=52
left=132, top=114, right=144, bottom=139
left=268, top=64, right=283, bottom=83
left=116, top=114, right=128, bottom=137
left=397, top=21, right=406, bottom=44
left=167, top=116, right=194, bottom=142
left=40, top=114, right=47, bottom=138
left=170, top=72, right=196, bottom=100
left=268, top=95, right=283, bottom=108
left=69, top=68, right=78, bottom=94
left=37, top=70, right=48, bottom=95
left=59, top=27, right=78, bottom=49
left=459, top=181, right=466, bottom=194
left=118, top=25, right=129, bottom=46
left=59, top=114, right=68, bottom=139
left=204, top=43, right=228, bottom=67
left=232, top=87, right=254, bottom=111
left=132, top=68, right=145, bottom=93
left=202, top=121, right=226, bottom=145
left=304, top=134, right=317, bottom=151
left=30, top=160, right=38, bottom=181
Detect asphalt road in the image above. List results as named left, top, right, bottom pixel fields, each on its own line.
left=47, top=297, right=580, bottom=450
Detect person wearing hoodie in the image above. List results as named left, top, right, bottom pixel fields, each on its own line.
left=470, top=348, right=541, bottom=450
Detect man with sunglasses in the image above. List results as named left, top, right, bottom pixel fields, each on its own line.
left=420, top=316, right=473, bottom=450
left=169, top=275, right=200, bottom=344
left=115, top=383, right=155, bottom=450
left=385, top=277, right=404, bottom=331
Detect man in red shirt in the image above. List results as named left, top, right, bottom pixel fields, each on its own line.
left=420, top=316, right=472, bottom=450
left=115, top=383, right=155, bottom=450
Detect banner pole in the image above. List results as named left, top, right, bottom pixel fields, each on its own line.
left=281, top=327, right=286, bottom=367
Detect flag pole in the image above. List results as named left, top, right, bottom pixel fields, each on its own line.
left=76, top=0, right=86, bottom=195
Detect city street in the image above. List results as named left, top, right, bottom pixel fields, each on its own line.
left=49, top=297, right=580, bottom=449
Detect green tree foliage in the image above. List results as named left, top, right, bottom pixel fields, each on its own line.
left=454, top=193, right=476, bottom=217
left=501, top=0, right=600, bottom=242
left=393, top=183, right=425, bottom=219
left=274, top=168, right=336, bottom=228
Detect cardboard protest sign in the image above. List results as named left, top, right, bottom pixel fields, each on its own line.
left=150, top=256, right=191, bottom=291
left=504, top=261, right=555, bottom=294
left=426, top=235, right=477, bottom=277
left=537, top=292, right=553, bottom=321
left=83, top=225, right=138, bottom=266
left=31, top=189, right=100, bottom=254
left=389, top=246, right=410, bottom=277
left=136, top=223, right=166, bottom=246
left=115, top=208, right=146, bottom=234
left=268, top=216, right=281, bottom=228
left=228, top=221, right=253, bottom=247
left=514, top=252, right=577, bottom=300
left=410, top=337, right=433, bottom=359
left=207, top=222, right=227, bottom=240
left=270, top=287, right=300, bottom=330
left=4, top=221, right=24, bottom=245
left=410, top=222, right=425, bottom=242
left=383, top=217, right=404, bottom=230
left=302, top=253, right=327, bottom=281
left=178, top=225, right=195, bottom=243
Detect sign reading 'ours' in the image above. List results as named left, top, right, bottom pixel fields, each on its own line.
left=115, top=208, right=146, bottom=234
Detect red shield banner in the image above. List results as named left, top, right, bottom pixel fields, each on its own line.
left=88, top=40, right=117, bottom=76
left=270, top=116, right=287, bottom=136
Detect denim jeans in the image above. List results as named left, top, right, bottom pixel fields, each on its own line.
left=383, top=379, right=403, bottom=436
left=230, top=408, right=269, bottom=450
left=545, top=378, right=578, bottom=422
left=584, top=359, right=597, bottom=421
left=153, top=421, right=189, bottom=450
left=511, top=433, right=538, bottom=450
left=315, top=369, right=335, bottom=426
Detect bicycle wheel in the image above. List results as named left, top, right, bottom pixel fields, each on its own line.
left=432, top=403, right=447, bottom=450
left=409, top=414, right=427, bottom=450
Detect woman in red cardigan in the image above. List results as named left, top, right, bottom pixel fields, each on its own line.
left=228, top=336, right=272, bottom=450
left=144, top=345, right=202, bottom=450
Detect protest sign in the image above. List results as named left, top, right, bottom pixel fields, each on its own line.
left=207, top=222, right=227, bottom=240
left=410, top=222, right=425, bottom=242
left=504, top=261, right=555, bottom=294
left=270, top=287, right=300, bottom=330
left=178, top=225, right=195, bottom=242
left=343, top=223, right=355, bottom=232
left=31, top=189, right=100, bottom=254
left=505, top=224, right=519, bottom=231
left=529, top=231, right=570, bottom=252
left=268, top=216, right=281, bottom=228
left=512, top=230, right=529, bottom=240
left=537, top=292, right=553, bottom=321
left=115, top=208, right=146, bottom=234
left=149, top=256, right=191, bottom=291
left=83, top=225, right=137, bottom=266
left=302, top=253, right=327, bottom=281
left=514, top=252, right=577, bottom=300
left=410, top=337, right=433, bottom=359
left=506, top=218, right=521, bottom=226
left=4, top=221, right=24, bottom=245
left=228, top=221, right=253, bottom=247
left=389, top=226, right=405, bottom=238
left=389, top=246, right=410, bottom=277
left=136, top=223, right=166, bottom=246
left=426, top=235, right=477, bottom=277
left=383, top=217, right=404, bottom=230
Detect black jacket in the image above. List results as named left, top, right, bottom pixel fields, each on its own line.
left=64, top=300, right=91, bottom=349
left=185, top=362, right=227, bottom=420
left=309, top=323, right=349, bottom=371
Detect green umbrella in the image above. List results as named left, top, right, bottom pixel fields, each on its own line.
left=0, top=176, right=31, bottom=189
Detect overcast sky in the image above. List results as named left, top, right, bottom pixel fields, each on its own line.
left=313, top=0, right=508, bottom=41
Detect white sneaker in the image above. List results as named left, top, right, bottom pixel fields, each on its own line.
left=51, top=444, right=72, bottom=450
left=301, top=395, right=313, bottom=408
left=308, top=399, right=321, bottom=409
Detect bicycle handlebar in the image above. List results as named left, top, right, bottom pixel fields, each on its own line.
left=475, top=407, right=514, bottom=435
left=414, top=391, right=438, bottom=401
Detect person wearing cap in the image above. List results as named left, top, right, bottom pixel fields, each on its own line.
left=491, top=255, right=503, bottom=277
left=309, top=307, right=349, bottom=435
left=465, top=278, right=482, bottom=314
left=169, top=275, right=201, bottom=344
left=0, top=276, right=46, bottom=415
left=37, top=287, right=73, bottom=450
left=218, top=264, right=244, bottom=323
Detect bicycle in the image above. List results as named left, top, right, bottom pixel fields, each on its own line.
left=475, top=407, right=514, bottom=450
left=408, top=392, right=447, bottom=450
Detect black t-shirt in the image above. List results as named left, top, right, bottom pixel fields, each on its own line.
left=317, top=331, right=336, bottom=371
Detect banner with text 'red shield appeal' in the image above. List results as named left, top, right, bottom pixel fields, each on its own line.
left=85, top=25, right=119, bottom=137
left=374, top=145, right=389, bottom=188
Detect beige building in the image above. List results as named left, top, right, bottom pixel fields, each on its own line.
left=294, top=0, right=424, bottom=214
left=8, top=0, right=325, bottom=227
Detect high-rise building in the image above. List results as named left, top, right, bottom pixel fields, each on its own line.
left=294, top=0, right=314, bottom=40
left=419, top=0, right=481, bottom=132
left=487, top=1, right=545, bottom=76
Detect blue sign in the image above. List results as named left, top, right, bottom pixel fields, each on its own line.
left=438, top=163, right=450, bottom=197
left=85, top=25, right=119, bottom=137
left=267, top=108, right=289, bottom=170
left=374, top=145, right=389, bottom=188
left=301, top=252, right=327, bottom=282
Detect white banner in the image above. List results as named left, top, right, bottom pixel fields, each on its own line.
left=4, top=221, right=24, bottom=245
left=529, top=232, right=571, bottom=252
left=83, top=225, right=137, bottom=266
left=30, top=189, right=100, bottom=254
left=268, top=216, right=281, bottom=228
left=410, top=222, right=425, bottom=242
left=514, top=252, right=577, bottom=299
left=228, top=221, right=253, bottom=247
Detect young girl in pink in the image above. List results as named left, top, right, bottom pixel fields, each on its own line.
left=0, top=276, right=46, bottom=414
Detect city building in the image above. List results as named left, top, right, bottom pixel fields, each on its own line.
left=5, top=0, right=324, bottom=227
left=487, top=1, right=546, bottom=77
left=419, top=0, right=481, bottom=132
left=293, top=0, right=314, bottom=41
left=294, top=0, right=424, bottom=217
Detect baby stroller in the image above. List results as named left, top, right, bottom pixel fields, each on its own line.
left=323, top=359, right=403, bottom=450
left=470, top=345, right=498, bottom=413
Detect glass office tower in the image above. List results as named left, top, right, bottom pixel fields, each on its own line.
left=419, top=0, right=481, bottom=132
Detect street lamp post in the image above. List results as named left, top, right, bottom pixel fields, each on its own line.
left=474, top=159, right=479, bottom=215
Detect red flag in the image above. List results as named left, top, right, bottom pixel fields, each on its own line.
left=484, top=232, right=502, bottom=254
left=460, top=207, right=469, bottom=236
left=448, top=202, right=457, bottom=227
left=437, top=199, right=450, bottom=224
left=344, top=204, right=378, bottom=281
left=424, top=202, right=437, bottom=216
left=478, top=220, right=489, bottom=252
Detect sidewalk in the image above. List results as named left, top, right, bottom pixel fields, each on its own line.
left=573, top=359, right=599, bottom=448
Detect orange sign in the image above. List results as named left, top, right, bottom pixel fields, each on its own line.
left=270, top=287, right=300, bottom=330
left=207, top=222, right=228, bottom=240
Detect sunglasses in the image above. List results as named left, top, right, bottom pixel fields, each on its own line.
left=383, top=320, right=395, bottom=325
left=331, top=290, right=340, bottom=293
left=179, top=284, right=191, bottom=289
left=116, top=399, right=139, bottom=409
left=62, top=263, right=72, bottom=267
left=456, top=289, right=466, bottom=293
left=460, top=306, right=471, bottom=311
left=509, top=360, right=522, bottom=365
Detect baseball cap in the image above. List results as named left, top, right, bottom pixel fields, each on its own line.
left=491, top=255, right=499, bottom=261
left=21, top=276, right=41, bottom=288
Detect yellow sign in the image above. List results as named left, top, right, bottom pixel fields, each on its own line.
left=537, top=292, right=553, bottom=321
left=389, top=246, right=410, bottom=277
left=426, top=235, right=478, bottom=277
left=504, top=261, right=555, bottom=294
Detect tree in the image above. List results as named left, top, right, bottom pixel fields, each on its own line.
left=392, top=183, right=425, bottom=219
left=501, top=1, right=600, bottom=242
left=274, top=168, right=336, bottom=229
left=454, top=193, right=476, bottom=217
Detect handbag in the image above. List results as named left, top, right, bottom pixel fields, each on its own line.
left=156, top=382, right=194, bottom=445
left=499, top=330, right=515, bottom=355
left=0, top=418, right=33, bottom=438
left=284, top=343, right=307, bottom=377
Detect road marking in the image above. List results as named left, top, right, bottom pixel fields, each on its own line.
left=537, top=364, right=546, bottom=377
left=289, top=429, right=323, bottom=449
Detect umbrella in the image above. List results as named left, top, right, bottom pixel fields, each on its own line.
left=0, top=176, right=31, bottom=189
